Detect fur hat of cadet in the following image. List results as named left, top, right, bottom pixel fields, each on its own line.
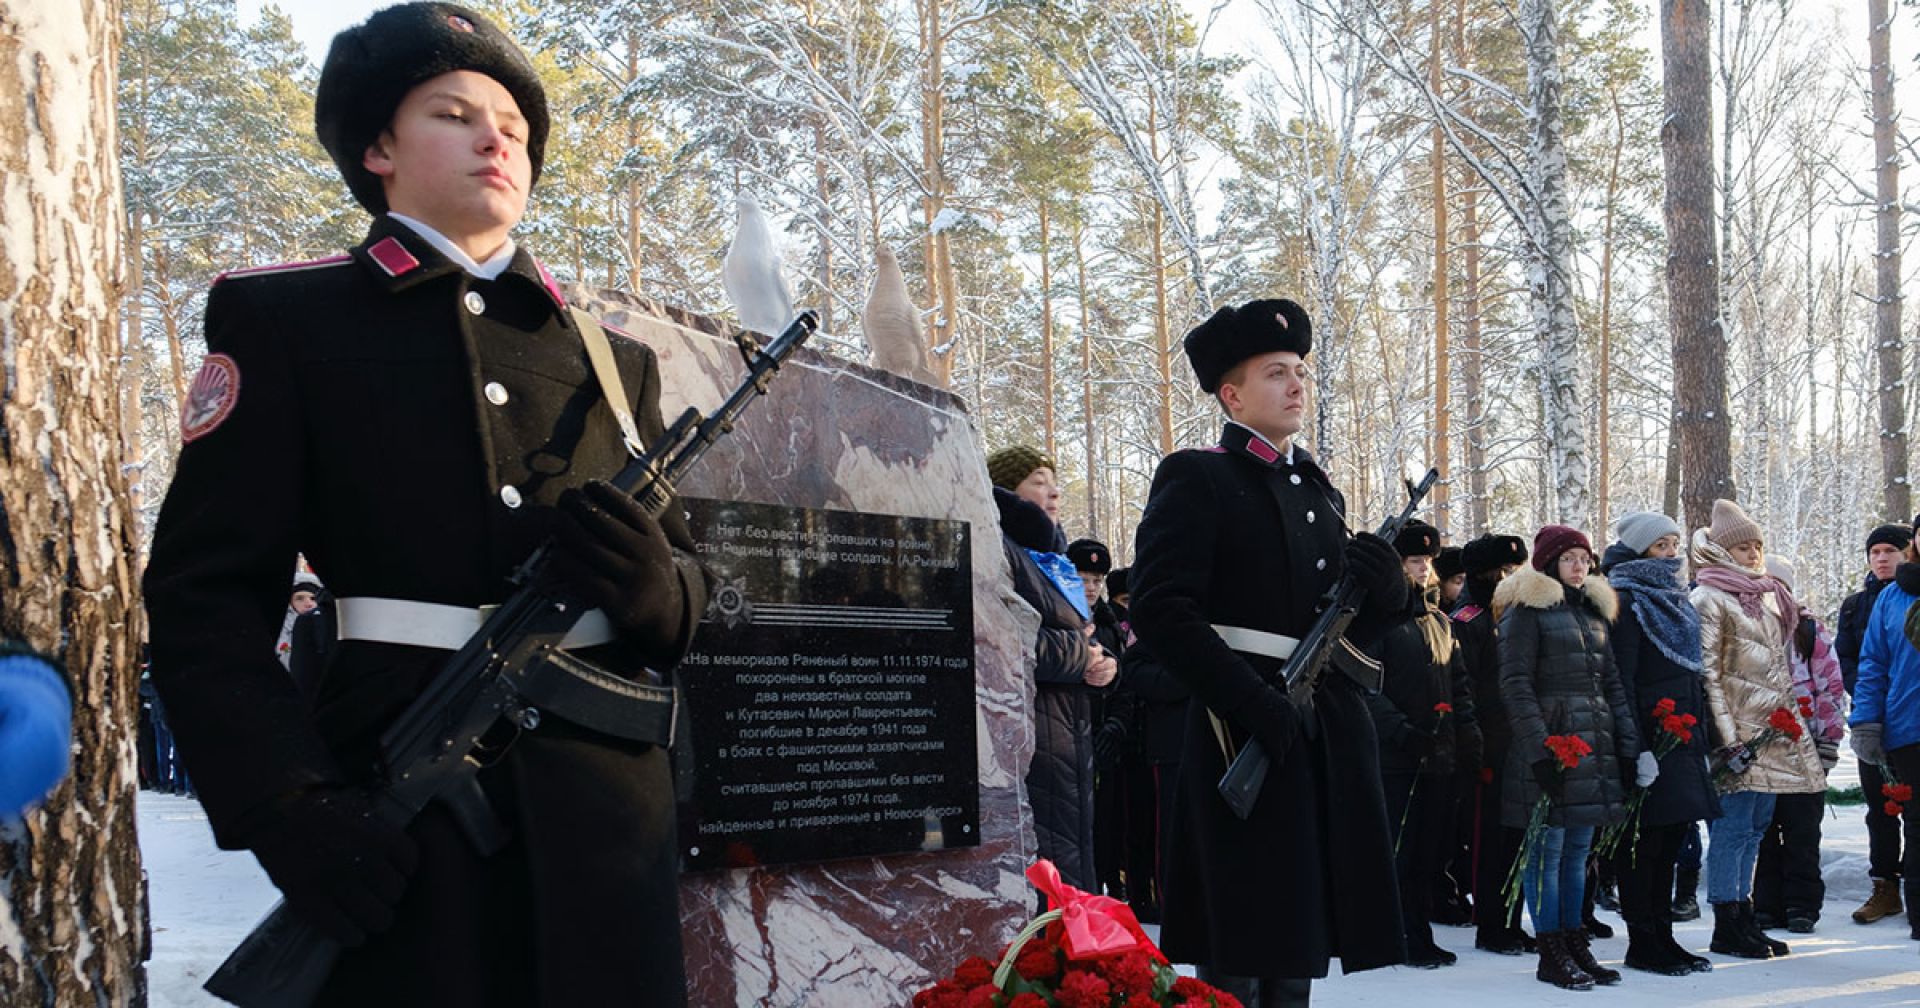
left=1868, top=523, right=1914, bottom=554
left=1614, top=510, right=1683, bottom=557
left=1462, top=534, right=1528, bottom=577
left=1531, top=524, right=1593, bottom=573
left=1183, top=298, right=1313, bottom=394
left=1706, top=498, right=1764, bottom=550
left=1066, top=539, right=1112, bottom=575
left=1435, top=545, right=1465, bottom=581
left=1105, top=567, right=1129, bottom=599
left=987, top=445, right=1055, bottom=491
left=315, top=2, right=549, bottom=214
left=1394, top=520, right=1442, bottom=558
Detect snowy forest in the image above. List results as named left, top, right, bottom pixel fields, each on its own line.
left=119, top=0, right=1917, bottom=620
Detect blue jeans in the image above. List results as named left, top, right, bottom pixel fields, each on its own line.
left=1708, top=790, right=1777, bottom=903
left=1522, top=824, right=1594, bottom=932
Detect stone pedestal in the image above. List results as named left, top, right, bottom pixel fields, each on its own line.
left=571, top=288, right=1038, bottom=1006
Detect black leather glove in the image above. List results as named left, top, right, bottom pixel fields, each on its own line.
left=1344, top=532, right=1408, bottom=613
left=1093, top=716, right=1127, bottom=769
left=1456, top=723, right=1484, bottom=773
left=1246, top=692, right=1303, bottom=765
left=1399, top=725, right=1438, bottom=760
left=1718, top=743, right=1753, bottom=776
left=553, top=480, right=688, bottom=652
left=244, top=786, right=419, bottom=945
left=1530, top=758, right=1565, bottom=801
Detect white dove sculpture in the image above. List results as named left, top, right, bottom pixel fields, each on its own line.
left=720, top=193, right=795, bottom=337
left=863, top=243, right=936, bottom=386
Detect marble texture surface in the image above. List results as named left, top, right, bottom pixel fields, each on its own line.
left=571, top=287, right=1039, bottom=1006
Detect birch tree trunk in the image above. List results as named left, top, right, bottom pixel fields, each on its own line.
left=1663, top=0, right=1733, bottom=529
left=1870, top=0, right=1908, bottom=519
left=1521, top=0, right=1590, bottom=525
left=1040, top=202, right=1056, bottom=459
left=0, top=0, right=149, bottom=1003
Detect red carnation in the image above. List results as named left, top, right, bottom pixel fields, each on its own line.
left=1887, top=783, right=1915, bottom=803
left=1055, top=968, right=1112, bottom=1008
left=1652, top=697, right=1677, bottom=718
left=1172, top=976, right=1211, bottom=997
left=1545, top=733, right=1593, bottom=770
left=1888, top=801, right=1906, bottom=818
left=1660, top=714, right=1694, bottom=744
left=1095, top=951, right=1158, bottom=1000
left=1768, top=707, right=1803, bottom=740
left=1434, top=701, right=1454, bottom=714
left=961, top=985, right=998, bottom=1008
left=1122, top=999, right=1160, bottom=1008
left=1013, top=940, right=1061, bottom=983
left=913, top=980, right=965, bottom=1008
left=1008, top=996, right=1048, bottom=1008
left=953, top=956, right=994, bottom=989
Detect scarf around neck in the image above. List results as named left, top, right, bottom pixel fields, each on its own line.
left=1695, top=561, right=1798, bottom=638
left=1608, top=556, right=1703, bottom=672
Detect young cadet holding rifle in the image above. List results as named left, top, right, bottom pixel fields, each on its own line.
left=1129, top=299, right=1410, bottom=1007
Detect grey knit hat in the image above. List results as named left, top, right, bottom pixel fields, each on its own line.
left=1615, top=511, right=1683, bottom=557
left=1707, top=498, right=1764, bottom=550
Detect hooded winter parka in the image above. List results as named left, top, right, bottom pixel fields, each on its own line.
left=1495, top=567, right=1640, bottom=830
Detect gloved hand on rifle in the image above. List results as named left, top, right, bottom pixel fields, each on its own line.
left=243, top=785, right=419, bottom=946
left=554, top=480, right=692, bottom=658
left=1343, top=532, right=1408, bottom=615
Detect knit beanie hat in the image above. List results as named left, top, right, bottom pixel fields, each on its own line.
left=1394, top=520, right=1442, bottom=558
left=1435, top=545, right=1464, bottom=581
left=1706, top=498, right=1763, bottom=550
left=1462, top=534, right=1528, bottom=576
left=1531, top=524, right=1593, bottom=572
left=1763, top=555, right=1796, bottom=594
left=987, top=446, right=1054, bottom=491
left=1066, top=539, right=1112, bottom=575
left=316, top=3, right=550, bottom=214
left=1614, top=510, right=1683, bottom=557
left=1867, top=523, right=1913, bottom=553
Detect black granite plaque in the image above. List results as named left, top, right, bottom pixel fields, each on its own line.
left=675, top=497, right=979, bottom=870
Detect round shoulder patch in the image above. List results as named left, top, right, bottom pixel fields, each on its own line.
left=181, top=353, right=241, bottom=443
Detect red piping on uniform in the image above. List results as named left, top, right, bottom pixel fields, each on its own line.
left=215, top=254, right=352, bottom=284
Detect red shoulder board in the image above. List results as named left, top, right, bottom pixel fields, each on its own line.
left=1452, top=605, right=1483, bottom=623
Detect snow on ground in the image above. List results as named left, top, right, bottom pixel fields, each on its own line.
left=144, top=768, right=1920, bottom=1007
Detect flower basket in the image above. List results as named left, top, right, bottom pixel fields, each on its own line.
left=914, top=861, right=1243, bottom=1008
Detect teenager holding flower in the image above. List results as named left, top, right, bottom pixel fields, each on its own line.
left=1366, top=520, right=1479, bottom=968
left=1597, top=512, right=1716, bottom=976
left=1838, top=523, right=1913, bottom=925
left=1690, top=499, right=1824, bottom=959
left=1495, top=525, right=1642, bottom=990
left=1849, top=524, right=1920, bottom=941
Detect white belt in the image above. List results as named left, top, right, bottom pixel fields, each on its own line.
left=1211, top=624, right=1300, bottom=661
left=336, top=597, right=617, bottom=651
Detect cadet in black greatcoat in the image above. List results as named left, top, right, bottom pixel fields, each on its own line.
left=142, top=6, right=708, bottom=1004
left=1130, top=299, right=1409, bottom=1007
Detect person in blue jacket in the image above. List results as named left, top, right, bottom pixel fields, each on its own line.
left=0, top=643, right=71, bottom=819
left=1848, top=546, right=1920, bottom=940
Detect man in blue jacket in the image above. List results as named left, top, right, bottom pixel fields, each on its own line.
left=1848, top=537, right=1920, bottom=940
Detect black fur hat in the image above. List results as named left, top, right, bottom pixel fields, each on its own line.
left=315, top=3, right=549, bottom=213
left=1462, top=533, right=1528, bottom=576
left=1394, top=520, right=1441, bottom=558
left=1066, top=539, right=1112, bottom=575
left=1436, top=545, right=1465, bottom=580
left=1183, top=298, right=1313, bottom=394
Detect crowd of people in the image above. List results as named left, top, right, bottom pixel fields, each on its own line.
left=986, top=351, right=1920, bottom=1001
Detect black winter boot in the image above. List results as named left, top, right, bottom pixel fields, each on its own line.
left=1709, top=902, right=1771, bottom=959
left=1658, top=917, right=1712, bottom=973
left=1565, top=929, right=1621, bottom=985
left=1256, top=978, right=1310, bottom=1008
left=1623, top=923, right=1691, bottom=976
left=1534, top=931, right=1595, bottom=991
left=1672, top=867, right=1701, bottom=922
left=1741, top=901, right=1789, bottom=956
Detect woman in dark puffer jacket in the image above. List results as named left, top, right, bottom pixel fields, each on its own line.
left=1599, top=513, right=1717, bottom=977
left=989, top=446, right=1117, bottom=892
left=1498, top=525, right=1644, bottom=991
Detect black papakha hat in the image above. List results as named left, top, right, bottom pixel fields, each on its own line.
left=315, top=3, right=549, bottom=214
left=1067, top=539, right=1112, bottom=575
left=1394, top=520, right=1442, bottom=558
left=1183, top=298, right=1313, bottom=394
left=1435, top=545, right=1465, bottom=580
left=1462, top=534, right=1528, bottom=576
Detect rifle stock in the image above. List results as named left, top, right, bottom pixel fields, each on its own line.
left=203, top=311, right=817, bottom=1007
left=1216, top=468, right=1439, bottom=820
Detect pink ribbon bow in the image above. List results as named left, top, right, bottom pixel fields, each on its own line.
left=1026, top=860, right=1168, bottom=964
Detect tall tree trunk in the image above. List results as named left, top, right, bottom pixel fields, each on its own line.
left=1455, top=0, right=1488, bottom=535
left=1148, top=92, right=1172, bottom=457
left=1870, top=0, right=1908, bottom=519
left=1662, top=0, right=1732, bottom=529
left=1522, top=0, right=1590, bottom=525
left=1039, top=202, right=1056, bottom=460
left=1076, top=223, right=1098, bottom=538
left=1597, top=88, right=1624, bottom=536
left=0, top=0, right=149, bottom=1002
left=1429, top=0, right=1451, bottom=536
left=624, top=32, right=642, bottom=294
left=920, top=0, right=957, bottom=386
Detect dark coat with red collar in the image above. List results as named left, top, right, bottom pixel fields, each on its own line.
left=1129, top=423, right=1403, bottom=978
left=143, top=217, right=706, bottom=1005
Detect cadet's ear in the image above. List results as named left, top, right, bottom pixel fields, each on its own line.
left=362, top=132, right=396, bottom=180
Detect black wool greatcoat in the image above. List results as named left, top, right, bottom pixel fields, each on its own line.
left=144, top=217, right=708, bottom=1006
left=1130, top=423, right=1403, bottom=979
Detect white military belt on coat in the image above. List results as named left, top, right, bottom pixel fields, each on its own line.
left=1208, top=624, right=1299, bottom=764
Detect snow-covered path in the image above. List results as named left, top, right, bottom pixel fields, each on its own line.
left=141, top=782, right=1920, bottom=1006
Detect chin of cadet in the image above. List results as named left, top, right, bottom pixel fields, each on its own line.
left=0, top=642, right=73, bottom=820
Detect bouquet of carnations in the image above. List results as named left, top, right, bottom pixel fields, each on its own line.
left=1710, top=705, right=1803, bottom=792
left=1502, top=733, right=1592, bottom=918
left=1594, top=698, right=1696, bottom=859
left=913, top=861, right=1243, bottom=1008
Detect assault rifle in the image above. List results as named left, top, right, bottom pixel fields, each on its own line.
left=204, top=311, right=818, bottom=1007
left=1216, top=467, right=1439, bottom=821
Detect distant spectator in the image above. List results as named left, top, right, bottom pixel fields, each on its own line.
left=1838, top=522, right=1912, bottom=926
left=1849, top=522, right=1920, bottom=941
